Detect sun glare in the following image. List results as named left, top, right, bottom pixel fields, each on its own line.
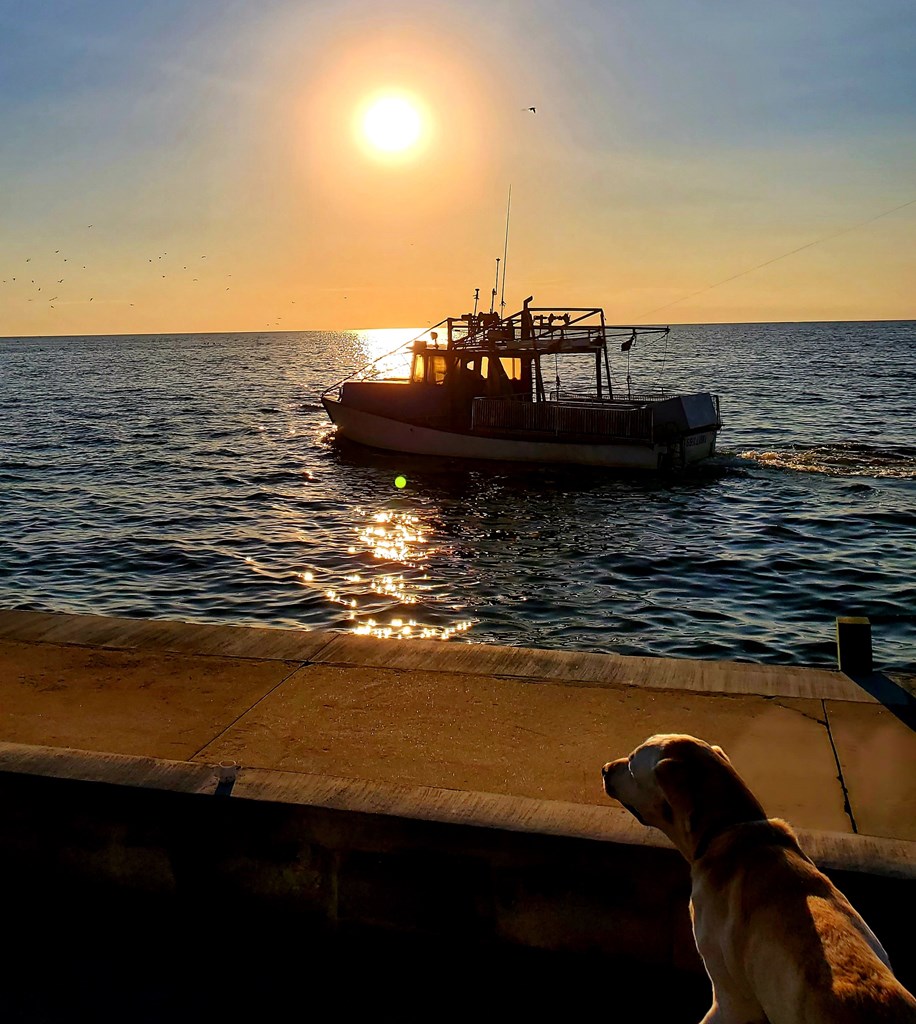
left=362, top=95, right=422, bottom=153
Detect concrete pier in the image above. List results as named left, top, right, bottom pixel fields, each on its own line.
left=0, top=609, right=914, bottom=1020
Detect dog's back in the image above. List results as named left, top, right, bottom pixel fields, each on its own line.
left=692, top=819, right=916, bottom=1023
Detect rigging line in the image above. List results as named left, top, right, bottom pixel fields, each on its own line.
left=499, top=184, right=512, bottom=317
left=635, top=195, right=916, bottom=322
left=660, top=328, right=670, bottom=386
left=320, top=327, right=431, bottom=396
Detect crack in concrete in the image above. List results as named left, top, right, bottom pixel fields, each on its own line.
left=771, top=699, right=826, bottom=726
left=187, top=662, right=307, bottom=763
left=304, top=634, right=339, bottom=664
left=822, top=698, right=858, bottom=834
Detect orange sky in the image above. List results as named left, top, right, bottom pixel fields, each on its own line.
left=2, top=2, right=914, bottom=336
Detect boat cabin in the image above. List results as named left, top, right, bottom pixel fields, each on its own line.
left=408, top=337, right=528, bottom=400
left=332, top=298, right=672, bottom=432
left=321, top=294, right=721, bottom=469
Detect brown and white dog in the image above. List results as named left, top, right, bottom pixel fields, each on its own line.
left=602, top=733, right=916, bottom=1024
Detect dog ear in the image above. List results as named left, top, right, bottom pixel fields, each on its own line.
left=654, top=757, right=693, bottom=817
left=655, top=756, right=709, bottom=843
left=711, top=745, right=730, bottom=763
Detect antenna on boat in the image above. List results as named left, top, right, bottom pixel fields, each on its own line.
left=499, top=184, right=511, bottom=317
left=490, top=258, right=499, bottom=314
left=473, top=287, right=480, bottom=315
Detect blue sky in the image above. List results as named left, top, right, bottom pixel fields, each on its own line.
left=1, top=0, right=914, bottom=333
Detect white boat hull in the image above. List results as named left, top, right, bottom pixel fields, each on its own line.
left=322, top=397, right=717, bottom=469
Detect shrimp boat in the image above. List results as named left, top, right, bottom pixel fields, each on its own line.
left=321, top=296, right=721, bottom=470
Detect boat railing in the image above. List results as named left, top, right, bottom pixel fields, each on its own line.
left=548, top=389, right=674, bottom=405
left=471, top=396, right=655, bottom=443
left=448, top=309, right=670, bottom=355
left=448, top=305, right=603, bottom=350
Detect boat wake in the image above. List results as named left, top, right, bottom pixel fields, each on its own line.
left=739, top=442, right=916, bottom=479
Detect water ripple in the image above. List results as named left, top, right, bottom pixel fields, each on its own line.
left=1, top=324, right=914, bottom=668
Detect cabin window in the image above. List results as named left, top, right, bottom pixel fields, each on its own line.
left=499, top=357, right=522, bottom=381
left=411, top=351, right=449, bottom=384
left=429, top=353, right=448, bottom=385
left=479, top=357, right=489, bottom=379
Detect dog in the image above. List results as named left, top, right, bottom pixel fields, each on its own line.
left=602, top=733, right=916, bottom=1023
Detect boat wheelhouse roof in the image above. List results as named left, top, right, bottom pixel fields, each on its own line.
left=421, top=298, right=669, bottom=358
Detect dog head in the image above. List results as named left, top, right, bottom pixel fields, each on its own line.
left=601, top=734, right=766, bottom=862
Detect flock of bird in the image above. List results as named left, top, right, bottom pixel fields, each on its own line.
left=2, top=228, right=298, bottom=331
left=4, top=104, right=543, bottom=332
left=4, top=106, right=542, bottom=332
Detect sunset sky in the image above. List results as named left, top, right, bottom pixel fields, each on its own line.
left=2, top=0, right=914, bottom=335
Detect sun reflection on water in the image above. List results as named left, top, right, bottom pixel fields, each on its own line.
left=354, top=328, right=420, bottom=379
left=358, top=509, right=428, bottom=563
left=351, top=618, right=473, bottom=641
left=280, top=504, right=476, bottom=641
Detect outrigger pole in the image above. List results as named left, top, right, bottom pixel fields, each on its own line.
left=499, top=184, right=511, bottom=317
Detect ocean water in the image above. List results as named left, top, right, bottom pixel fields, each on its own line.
left=1, top=321, right=914, bottom=669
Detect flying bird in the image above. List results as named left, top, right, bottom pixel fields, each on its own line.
left=523, top=106, right=536, bottom=113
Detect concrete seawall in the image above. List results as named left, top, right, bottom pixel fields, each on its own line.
left=1, top=609, right=914, bottom=1018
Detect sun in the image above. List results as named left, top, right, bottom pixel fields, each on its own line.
left=362, top=95, right=422, bottom=153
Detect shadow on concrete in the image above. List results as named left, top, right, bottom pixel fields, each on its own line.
left=843, top=671, right=916, bottom=731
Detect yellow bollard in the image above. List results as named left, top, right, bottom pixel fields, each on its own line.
left=836, top=616, right=873, bottom=675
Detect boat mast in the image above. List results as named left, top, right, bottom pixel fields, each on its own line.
left=490, top=258, right=499, bottom=314
left=499, top=184, right=511, bottom=318
left=473, top=287, right=480, bottom=315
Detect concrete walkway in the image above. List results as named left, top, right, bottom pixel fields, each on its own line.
left=1, top=608, right=913, bottom=843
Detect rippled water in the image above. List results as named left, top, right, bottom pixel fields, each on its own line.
left=1, top=321, right=914, bottom=669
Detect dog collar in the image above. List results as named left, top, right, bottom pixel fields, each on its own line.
left=693, top=817, right=771, bottom=861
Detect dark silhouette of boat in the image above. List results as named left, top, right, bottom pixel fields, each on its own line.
left=322, top=296, right=721, bottom=470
